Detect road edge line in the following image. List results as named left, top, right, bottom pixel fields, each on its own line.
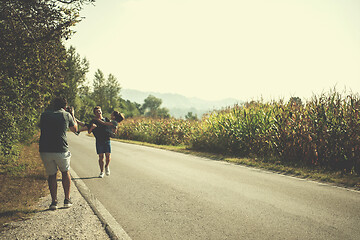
left=70, top=168, right=132, bottom=240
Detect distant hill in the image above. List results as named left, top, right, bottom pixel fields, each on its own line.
left=121, top=89, right=242, bottom=118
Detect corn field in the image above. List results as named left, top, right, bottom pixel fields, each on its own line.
left=116, top=117, right=194, bottom=146
left=116, top=90, right=360, bottom=174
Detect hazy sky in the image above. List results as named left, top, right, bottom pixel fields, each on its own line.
left=66, top=0, right=360, bottom=101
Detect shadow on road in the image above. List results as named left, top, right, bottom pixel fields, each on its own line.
left=71, top=176, right=99, bottom=180
left=56, top=176, right=99, bottom=182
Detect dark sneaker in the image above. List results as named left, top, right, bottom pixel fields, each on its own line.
left=49, top=201, right=58, bottom=210
left=64, top=199, right=73, bottom=208
left=75, top=131, right=80, bottom=136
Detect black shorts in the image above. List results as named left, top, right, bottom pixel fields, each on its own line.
left=96, top=140, right=111, bottom=154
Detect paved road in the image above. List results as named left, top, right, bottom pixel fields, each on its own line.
left=68, top=134, right=360, bottom=240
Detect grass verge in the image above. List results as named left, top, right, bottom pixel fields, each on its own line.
left=0, top=142, right=48, bottom=232
left=114, top=138, right=360, bottom=191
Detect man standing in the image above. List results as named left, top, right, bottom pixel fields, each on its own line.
left=39, top=97, right=78, bottom=210
left=90, top=106, right=112, bottom=178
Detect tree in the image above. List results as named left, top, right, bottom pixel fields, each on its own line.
left=105, top=73, right=121, bottom=112
left=61, top=46, right=89, bottom=106
left=142, top=95, right=162, bottom=116
left=75, top=84, right=96, bottom=121
left=92, top=69, right=107, bottom=108
left=0, top=0, right=93, bottom=156
left=119, top=99, right=141, bottom=118
left=141, top=95, right=170, bottom=118
left=157, top=107, right=171, bottom=118
left=92, top=70, right=122, bottom=114
left=185, top=112, right=198, bottom=121
left=289, top=97, right=303, bottom=106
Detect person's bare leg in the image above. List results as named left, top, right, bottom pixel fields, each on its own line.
left=48, top=174, right=57, bottom=203
left=105, top=153, right=111, bottom=176
left=76, top=119, right=86, bottom=127
left=105, top=153, right=111, bottom=169
left=61, top=171, right=71, bottom=200
left=98, top=153, right=104, bottom=172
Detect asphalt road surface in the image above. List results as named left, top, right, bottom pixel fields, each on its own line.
left=68, top=134, right=360, bottom=240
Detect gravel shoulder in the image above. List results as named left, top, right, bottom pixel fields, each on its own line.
left=0, top=173, right=111, bottom=240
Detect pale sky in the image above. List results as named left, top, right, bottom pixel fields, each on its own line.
left=66, top=0, right=360, bottom=101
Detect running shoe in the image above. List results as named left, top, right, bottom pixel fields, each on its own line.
left=64, top=199, right=73, bottom=208
left=99, top=172, right=105, bottom=178
left=49, top=201, right=58, bottom=210
left=105, top=167, right=110, bottom=176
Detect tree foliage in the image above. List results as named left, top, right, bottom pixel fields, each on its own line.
left=0, top=0, right=173, bottom=161
left=105, top=73, right=121, bottom=112
left=185, top=112, right=198, bottom=121
left=61, top=46, right=89, bottom=106
left=289, top=96, right=302, bottom=106
left=92, top=69, right=107, bottom=108
left=142, top=95, right=170, bottom=118
left=0, top=0, right=94, bottom=157
left=119, top=99, right=141, bottom=118
left=72, top=67, right=143, bottom=121
left=91, top=70, right=122, bottom=113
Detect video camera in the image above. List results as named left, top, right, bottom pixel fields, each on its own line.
left=65, top=106, right=72, bottom=113
left=65, top=106, right=74, bottom=117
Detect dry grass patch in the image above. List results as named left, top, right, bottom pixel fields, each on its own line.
left=0, top=142, right=48, bottom=232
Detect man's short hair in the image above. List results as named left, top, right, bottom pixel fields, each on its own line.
left=93, top=106, right=101, bottom=114
left=53, top=97, right=67, bottom=110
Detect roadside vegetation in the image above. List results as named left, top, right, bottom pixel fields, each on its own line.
left=115, top=138, right=360, bottom=190
left=0, top=140, right=48, bottom=232
left=115, top=89, right=360, bottom=189
left=1, top=0, right=359, bottom=232
left=1, top=0, right=171, bottom=229
left=0, top=0, right=92, bottom=231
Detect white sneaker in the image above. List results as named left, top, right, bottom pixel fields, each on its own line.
left=99, top=172, right=104, bottom=178
left=105, top=167, right=110, bottom=176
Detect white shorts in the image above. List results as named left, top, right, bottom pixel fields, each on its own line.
left=40, top=151, right=71, bottom=176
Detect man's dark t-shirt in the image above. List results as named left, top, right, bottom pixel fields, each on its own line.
left=39, top=109, right=75, bottom=152
left=91, top=117, right=111, bottom=143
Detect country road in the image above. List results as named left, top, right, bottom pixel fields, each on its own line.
left=68, top=134, right=360, bottom=240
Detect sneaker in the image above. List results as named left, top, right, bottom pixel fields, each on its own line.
left=99, top=172, right=105, bottom=178
left=49, top=201, right=58, bottom=210
left=74, top=131, right=80, bottom=136
left=105, top=167, right=110, bottom=176
left=64, top=199, right=73, bottom=208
